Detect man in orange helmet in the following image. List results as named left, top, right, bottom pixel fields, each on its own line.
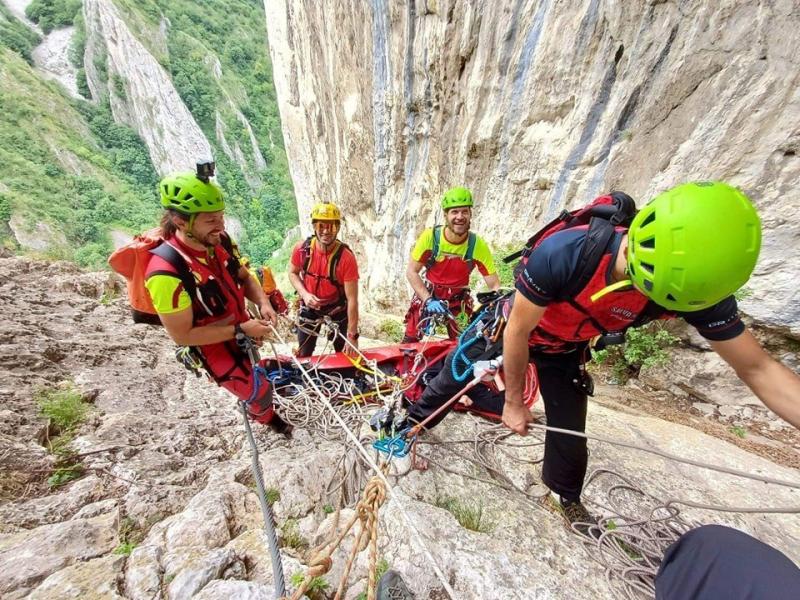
left=288, top=202, right=360, bottom=356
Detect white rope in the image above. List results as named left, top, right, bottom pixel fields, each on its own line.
left=267, top=324, right=458, bottom=599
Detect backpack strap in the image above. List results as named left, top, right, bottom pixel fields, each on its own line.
left=425, top=226, right=442, bottom=270
left=464, top=232, right=477, bottom=270
left=218, top=232, right=243, bottom=281
left=150, top=242, right=197, bottom=302
left=560, top=217, right=616, bottom=299
left=301, top=236, right=314, bottom=275
left=426, top=227, right=476, bottom=271
left=302, top=236, right=348, bottom=300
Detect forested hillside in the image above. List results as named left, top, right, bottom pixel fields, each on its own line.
left=0, top=0, right=297, bottom=269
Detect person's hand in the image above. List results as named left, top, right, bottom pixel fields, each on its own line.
left=344, top=332, right=359, bottom=357
left=240, top=318, right=271, bottom=342
left=423, top=298, right=447, bottom=315
left=302, top=291, right=322, bottom=310
left=258, top=301, right=278, bottom=326
left=502, top=401, right=533, bottom=436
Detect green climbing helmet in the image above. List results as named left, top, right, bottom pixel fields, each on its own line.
left=627, top=181, right=761, bottom=312
left=441, top=186, right=474, bottom=211
left=160, top=172, right=225, bottom=214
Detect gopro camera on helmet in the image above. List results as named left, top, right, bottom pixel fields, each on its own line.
left=196, top=159, right=216, bottom=182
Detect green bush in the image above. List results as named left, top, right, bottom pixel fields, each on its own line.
left=0, top=4, right=42, bottom=63
left=69, top=11, right=86, bottom=68
left=494, top=244, right=522, bottom=288
left=0, top=194, right=11, bottom=224
left=591, top=322, right=679, bottom=382
left=377, top=318, right=404, bottom=343
left=25, top=0, right=82, bottom=33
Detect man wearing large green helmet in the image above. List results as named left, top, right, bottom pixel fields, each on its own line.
left=403, top=186, right=501, bottom=342
left=401, top=181, right=800, bottom=537
left=499, top=181, right=799, bottom=532
left=144, top=163, right=288, bottom=433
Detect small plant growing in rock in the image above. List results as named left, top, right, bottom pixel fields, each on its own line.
left=36, top=382, right=90, bottom=434
left=47, top=465, right=84, bottom=488
left=266, top=487, right=280, bottom=505
left=114, top=542, right=136, bottom=556
left=36, top=382, right=93, bottom=487
left=99, top=289, right=118, bottom=306
left=281, top=518, right=308, bottom=550
left=290, top=572, right=329, bottom=600
left=729, top=425, right=747, bottom=438
left=322, top=504, right=334, bottom=514
left=434, top=496, right=495, bottom=533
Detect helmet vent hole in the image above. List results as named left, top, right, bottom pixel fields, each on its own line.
left=640, top=237, right=655, bottom=249
left=643, top=279, right=653, bottom=291
left=641, top=211, right=656, bottom=227
left=640, top=261, right=655, bottom=275
left=666, top=293, right=676, bottom=302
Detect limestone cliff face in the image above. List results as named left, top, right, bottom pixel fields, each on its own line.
left=83, top=0, right=211, bottom=175
left=266, top=0, right=800, bottom=334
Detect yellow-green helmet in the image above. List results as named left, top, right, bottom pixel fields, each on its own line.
left=627, top=182, right=761, bottom=312
left=160, top=172, right=224, bottom=214
left=441, top=187, right=473, bottom=211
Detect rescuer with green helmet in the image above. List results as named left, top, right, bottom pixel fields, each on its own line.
left=403, top=181, right=800, bottom=538
left=144, top=162, right=290, bottom=434
left=403, top=186, right=501, bottom=342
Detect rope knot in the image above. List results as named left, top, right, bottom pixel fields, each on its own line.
left=306, top=552, right=332, bottom=577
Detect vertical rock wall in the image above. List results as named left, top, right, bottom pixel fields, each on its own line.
left=266, top=0, right=800, bottom=334
left=83, top=0, right=211, bottom=175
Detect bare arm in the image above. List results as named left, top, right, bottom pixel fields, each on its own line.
left=483, top=273, right=501, bottom=291
left=710, top=329, right=800, bottom=429
left=344, top=280, right=359, bottom=336
left=406, top=259, right=431, bottom=300
left=501, top=292, right=547, bottom=434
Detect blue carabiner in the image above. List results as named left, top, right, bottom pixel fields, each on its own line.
left=373, top=428, right=415, bottom=458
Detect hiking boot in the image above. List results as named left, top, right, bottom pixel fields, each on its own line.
left=560, top=498, right=601, bottom=540
left=377, top=570, right=415, bottom=600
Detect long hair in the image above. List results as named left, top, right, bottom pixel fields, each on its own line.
left=159, top=210, right=184, bottom=238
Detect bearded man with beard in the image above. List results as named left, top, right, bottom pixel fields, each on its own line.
left=144, top=166, right=289, bottom=433
left=403, top=187, right=500, bottom=342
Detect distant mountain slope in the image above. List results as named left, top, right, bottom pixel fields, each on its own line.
left=0, top=0, right=297, bottom=269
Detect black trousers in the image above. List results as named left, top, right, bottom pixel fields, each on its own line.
left=296, top=303, right=348, bottom=357
left=407, top=338, right=590, bottom=501
left=655, top=525, right=800, bottom=600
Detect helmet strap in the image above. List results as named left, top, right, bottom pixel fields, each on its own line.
left=590, top=279, right=633, bottom=303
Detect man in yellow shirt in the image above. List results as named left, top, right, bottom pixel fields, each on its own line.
left=403, top=187, right=500, bottom=342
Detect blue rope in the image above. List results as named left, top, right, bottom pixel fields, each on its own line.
left=450, top=308, right=488, bottom=382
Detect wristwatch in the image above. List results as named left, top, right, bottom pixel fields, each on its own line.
left=347, top=331, right=360, bottom=340
left=234, top=323, right=245, bottom=338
